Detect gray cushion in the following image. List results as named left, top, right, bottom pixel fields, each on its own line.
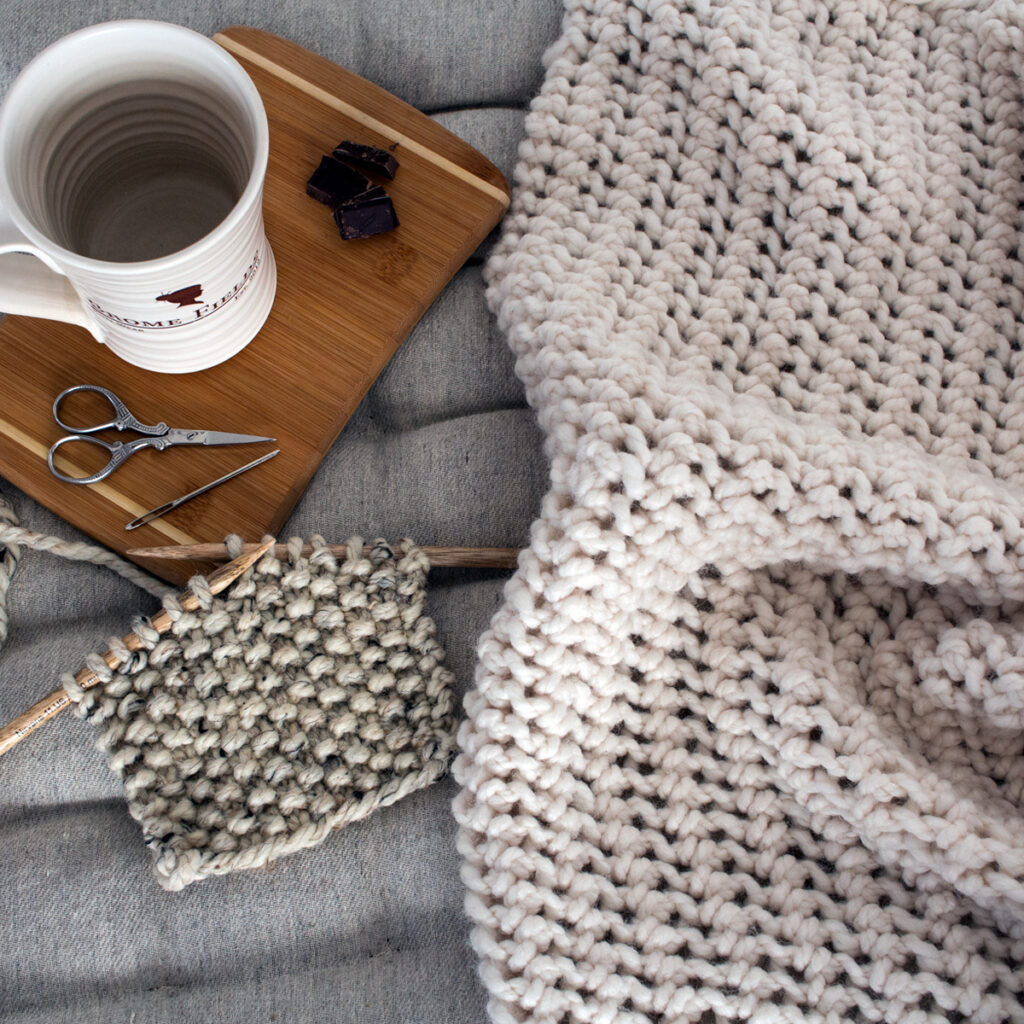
left=0, top=4, right=559, bottom=1020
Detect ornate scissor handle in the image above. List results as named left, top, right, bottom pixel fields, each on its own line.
left=47, top=434, right=167, bottom=484
left=52, top=384, right=167, bottom=436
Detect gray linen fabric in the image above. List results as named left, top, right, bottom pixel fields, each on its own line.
left=0, top=3, right=559, bottom=1020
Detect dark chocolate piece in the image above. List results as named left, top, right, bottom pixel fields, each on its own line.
left=332, top=140, right=399, bottom=180
left=306, top=156, right=372, bottom=205
left=332, top=187, right=399, bottom=239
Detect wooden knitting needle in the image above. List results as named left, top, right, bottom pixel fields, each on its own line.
left=0, top=537, right=275, bottom=759
left=127, top=541, right=520, bottom=569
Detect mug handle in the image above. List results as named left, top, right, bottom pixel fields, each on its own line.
left=0, top=201, right=94, bottom=330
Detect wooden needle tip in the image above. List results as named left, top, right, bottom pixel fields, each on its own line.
left=204, top=537, right=275, bottom=596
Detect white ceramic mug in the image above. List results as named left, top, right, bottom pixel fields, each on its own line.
left=0, top=20, right=277, bottom=373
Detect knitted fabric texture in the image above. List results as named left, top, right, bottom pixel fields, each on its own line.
left=71, top=537, right=457, bottom=891
left=454, top=1, right=1024, bottom=1021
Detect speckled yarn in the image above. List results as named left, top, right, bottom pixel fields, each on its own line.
left=454, top=1, right=1024, bottom=1021
left=71, top=537, right=456, bottom=891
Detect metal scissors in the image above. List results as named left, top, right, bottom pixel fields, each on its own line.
left=47, top=384, right=275, bottom=485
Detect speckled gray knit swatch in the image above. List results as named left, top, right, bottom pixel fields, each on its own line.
left=71, top=537, right=456, bottom=890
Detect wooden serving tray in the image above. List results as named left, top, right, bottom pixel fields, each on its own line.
left=0, top=27, right=509, bottom=585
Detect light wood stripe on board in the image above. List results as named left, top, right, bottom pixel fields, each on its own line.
left=214, top=34, right=511, bottom=207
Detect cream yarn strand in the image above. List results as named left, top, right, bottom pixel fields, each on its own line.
left=0, top=493, right=169, bottom=653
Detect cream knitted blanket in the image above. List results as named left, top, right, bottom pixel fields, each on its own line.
left=453, top=1, right=1024, bottom=1020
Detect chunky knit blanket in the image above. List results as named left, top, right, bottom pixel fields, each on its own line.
left=453, top=1, right=1024, bottom=1021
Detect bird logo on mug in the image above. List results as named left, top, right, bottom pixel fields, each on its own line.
left=156, top=284, right=204, bottom=307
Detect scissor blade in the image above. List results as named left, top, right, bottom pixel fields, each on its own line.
left=201, top=430, right=276, bottom=446
left=164, top=428, right=276, bottom=446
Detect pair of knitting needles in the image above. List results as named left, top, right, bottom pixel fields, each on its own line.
left=0, top=540, right=519, bottom=758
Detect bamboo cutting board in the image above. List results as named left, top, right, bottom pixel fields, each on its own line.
left=0, top=26, right=510, bottom=585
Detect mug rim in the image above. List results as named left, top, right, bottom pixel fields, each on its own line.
left=0, top=20, right=270, bottom=277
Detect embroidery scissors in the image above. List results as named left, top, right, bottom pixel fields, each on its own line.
left=47, top=384, right=275, bottom=485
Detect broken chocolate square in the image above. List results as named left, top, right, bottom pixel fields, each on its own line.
left=306, top=156, right=372, bottom=205
left=332, top=140, right=400, bottom=180
left=332, top=186, right=399, bottom=239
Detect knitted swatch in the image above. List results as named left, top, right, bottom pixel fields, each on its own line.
left=455, top=1, right=1024, bottom=1021
left=71, top=537, right=456, bottom=891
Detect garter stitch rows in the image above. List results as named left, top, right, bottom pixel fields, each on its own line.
left=71, top=537, right=457, bottom=891
left=455, top=1, right=1024, bottom=1022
